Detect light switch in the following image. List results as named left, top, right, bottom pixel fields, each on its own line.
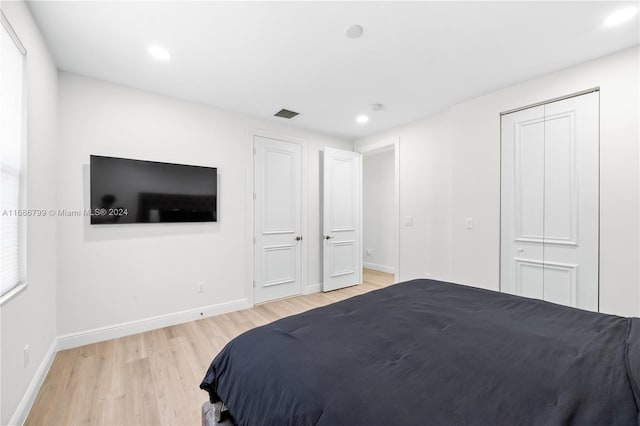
left=404, top=216, right=414, bottom=226
left=465, top=217, right=473, bottom=229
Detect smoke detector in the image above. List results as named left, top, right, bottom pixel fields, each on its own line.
left=345, top=24, right=364, bottom=39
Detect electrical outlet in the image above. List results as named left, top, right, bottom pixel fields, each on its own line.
left=24, top=345, right=29, bottom=367
left=366, top=249, right=372, bottom=256
left=197, top=281, right=205, bottom=293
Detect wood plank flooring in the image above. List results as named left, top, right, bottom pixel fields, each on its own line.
left=25, top=269, right=394, bottom=425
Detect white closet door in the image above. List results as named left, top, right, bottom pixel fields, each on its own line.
left=501, top=92, right=599, bottom=311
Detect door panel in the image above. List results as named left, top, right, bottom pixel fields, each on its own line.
left=543, top=93, right=599, bottom=310
left=264, top=149, right=296, bottom=232
left=514, top=113, right=545, bottom=242
left=516, top=259, right=544, bottom=300
left=501, top=92, right=599, bottom=311
left=254, top=136, right=302, bottom=303
left=323, top=147, right=361, bottom=292
left=501, top=106, right=545, bottom=297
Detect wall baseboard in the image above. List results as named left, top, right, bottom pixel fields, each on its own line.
left=304, top=283, right=322, bottom=294
left=363, top=262, right=396, bottom=274
left=9, top=338, right=58, bottom=426
left=57, top=298, right=251, bottom=350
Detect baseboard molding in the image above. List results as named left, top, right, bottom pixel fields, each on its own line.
left=57, top=298, right=251, bottom=350
left=304, top=283, right=322, bottom=294
left=9, top=338, right=58, bottom=426
left=363, top=262, right=396, bottom=274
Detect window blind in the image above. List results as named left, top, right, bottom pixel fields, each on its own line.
left=1, top=14, right=26, bottom=296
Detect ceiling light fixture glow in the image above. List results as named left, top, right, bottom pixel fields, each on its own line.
left=603, top=7, right=638, bottom=27
left=148, top=45, right=171, bottom=61
left=356, top=115, right=369, bottom=124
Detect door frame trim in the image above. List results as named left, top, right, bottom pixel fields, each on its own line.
left=247, top=129, right=307, bottom=306
left=357, top=136, right=401, bottom=283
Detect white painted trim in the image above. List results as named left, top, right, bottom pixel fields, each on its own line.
left=249, top=129, right=308, bottom=304
left=1, top=10, right=27, bottom=55
left=9, top=339, right=57, bottom=426
left=363, top=262, right=396, bottom=274
left=358, top=153, right=364, bottom=286
left=357, top=136, right=401, bottom=282
left=0, top=282, right=28, bottom=306
left=57, top=298, right=250, bottom=350
left=246, top=129, right=256, bottom=307
left=394, top=139, right=401, bottom=283
left=304, top=283, right=322, bottom=295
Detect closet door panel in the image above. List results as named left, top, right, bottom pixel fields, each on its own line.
left=501, top=106, right=545, bottom=297
left=543, top=93, right=599, bottom=311
left=544, top=112, right=576, bottom=244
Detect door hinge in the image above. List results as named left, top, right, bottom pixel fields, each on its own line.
left=253, top=280, right=256, bottom=288
left=253, top=236, right=256, bottom=244
left=253, top=147, right=256, bottom=155
left=253, top=193, right=256, bottom=200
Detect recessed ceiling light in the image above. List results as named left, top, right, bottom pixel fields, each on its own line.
left=345, top=24, right=364, bottom=39
left=148, top=45, right=171, bottom=61
left=356, top=115, right=369, bottom=124
left=603, top=7, right=638, bottom=27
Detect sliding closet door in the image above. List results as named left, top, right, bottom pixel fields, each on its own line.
left=501, top=106, right=546, bottom=301
left=501, top=92, right=599, bottom=311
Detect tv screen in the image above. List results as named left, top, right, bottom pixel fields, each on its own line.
left=90, top=155, right=217, bottom=224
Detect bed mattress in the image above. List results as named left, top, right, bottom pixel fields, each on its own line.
left=201, top=279, right=640, bottom=425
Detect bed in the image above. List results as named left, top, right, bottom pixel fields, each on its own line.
left=200, top=279, right=640, bottom=425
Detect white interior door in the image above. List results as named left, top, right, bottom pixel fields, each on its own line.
left=501, top=92, right=599, bottom=311
left=254, top=135, right=302, bottom=303
left=323, top=147, right=362, bottom=292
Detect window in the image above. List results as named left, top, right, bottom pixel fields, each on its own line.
left=1, top=12, right=27, bottom=298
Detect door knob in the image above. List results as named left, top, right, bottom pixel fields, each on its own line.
left=296, top=236, right=303, bottom=241
left=325, top=235, right=333, bottom=240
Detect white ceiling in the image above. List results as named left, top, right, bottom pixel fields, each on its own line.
left=27, top=1, right=639, bottom=140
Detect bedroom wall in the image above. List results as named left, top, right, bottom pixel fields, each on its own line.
left=362, top=149, right=396, bottom=273
left=56, top=72, right=352, bottom=342
left=0, top=2, right=58, bottom=424
left=356, top=46, right=640, bottom=317
left=451, top=46, right=639, bottom=317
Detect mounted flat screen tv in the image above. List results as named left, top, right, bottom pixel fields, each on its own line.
left=90, top=155, right=217, bottom=224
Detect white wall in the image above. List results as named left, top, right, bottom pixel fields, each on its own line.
left=451, top=47, right=639, bottom=316
left=56, top=72, right=352, bottom=341
left=356, top=112, right=454, bottom=283
left=362, top=149, right=395, bottom=273
left=356, top=47, right=639, bottom=317
left=0, top=2, right=58, bottom=424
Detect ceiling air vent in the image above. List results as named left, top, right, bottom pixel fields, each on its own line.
left=274, top=109, right=300, bottom=119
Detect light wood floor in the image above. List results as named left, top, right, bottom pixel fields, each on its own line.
left=25, top=269, right=394, bottom=426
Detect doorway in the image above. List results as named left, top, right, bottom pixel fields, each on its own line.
left=360, top=140, right=400, bottom=283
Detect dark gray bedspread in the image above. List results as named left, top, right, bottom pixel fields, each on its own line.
left=201, top=279, right=640, bottom=425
